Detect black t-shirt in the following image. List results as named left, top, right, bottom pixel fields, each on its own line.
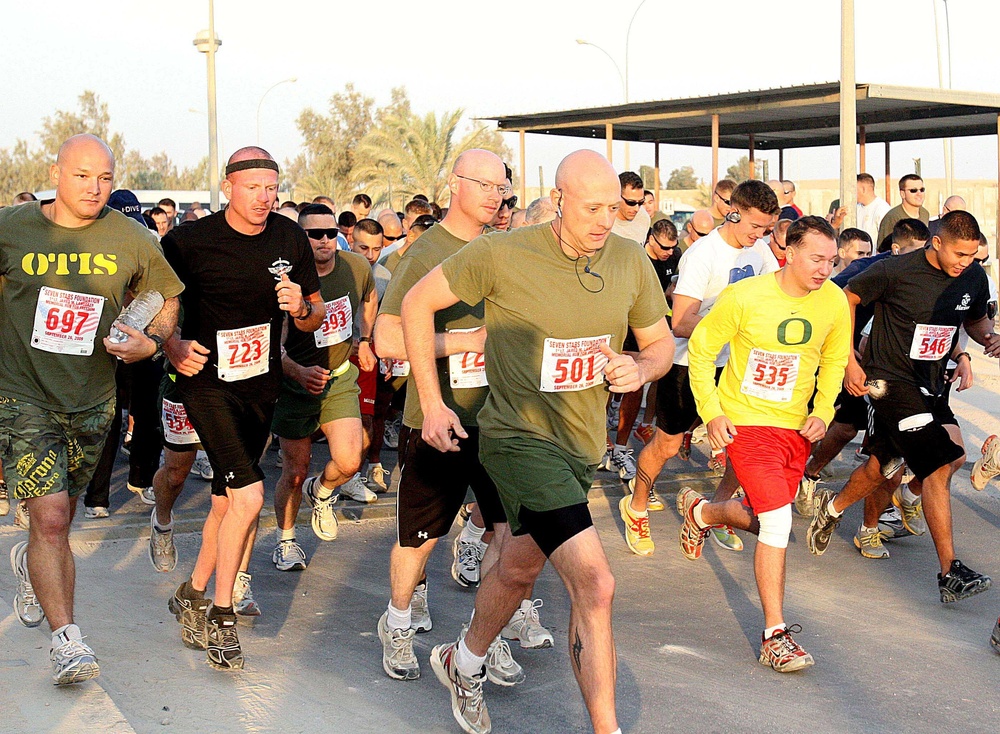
left=847, top=249, right=989, bottom=395
left=833, top=252, right=892, bottom=348
left=162, top=211, right=320, bottom=402
left=623, top=251, right=678, bottom=351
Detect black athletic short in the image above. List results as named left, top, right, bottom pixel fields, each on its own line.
left=866, top=380, right=961, bottom=482
left=179, top=385, right=274, bottom=496
left=832, top=388, right=868, bottom=431
left=396, top=427, right=506, bottom=548
left=655, top=364, right=723, bottom=436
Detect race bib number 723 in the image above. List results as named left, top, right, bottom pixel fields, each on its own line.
left=216, top=323, right=270, bottom=382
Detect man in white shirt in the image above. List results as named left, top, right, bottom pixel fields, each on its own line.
left=610, top=171, right=650, bottom=245
left=856, top=173, right=891, bottom=245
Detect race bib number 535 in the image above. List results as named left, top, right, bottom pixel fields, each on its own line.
left=740, top=348, right=800, bottom=403
left=539, top=335, right=611, bottom=393
left=217, top=323, right=270, bottom=382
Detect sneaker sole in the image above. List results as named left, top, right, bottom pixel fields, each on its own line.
left=758, top=652, right=815, bottom=673
left=430, top=646, right=484, bottom=734
left=274, top=561, right=307, bottom=572
left=485, top=666, right=525, bottom=687
left=940, top=578, right=992, bottom=603
left=500, top=628, right=553, bottom=649
left=53, top=660, right=101, bottom=685
left=709, top=528, right=744, bottom=552
left=207, top=653, right=244, bottom=671
left=853, top=536, right=889, bottom=559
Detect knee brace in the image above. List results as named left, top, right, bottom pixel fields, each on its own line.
left=757, top=504, right=793, bottom=549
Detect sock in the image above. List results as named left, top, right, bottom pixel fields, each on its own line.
left=827, top=498, right=843, bottom=518
left=861, top=524, right=878, bottom=533
left=387, top=602, right=411, bottom=631
left=901, top=483, right=919, bottom=503
left=209, top=604, right=234, bottom=620
left=314, top=476, right=336, bottom=501
left=460, top=521, right=485, bottom=544
left=609, top=730, right=623, bottom=734
left=279, top=527, right=296, bottom=543
left=181, top=579, right=205, bottom=599
left=455, top=638, right=486, bottom=678
left=764, top=623, right=787, bottom=639
left=805, top=472, right=820, bottom=481
left=692, top=501, right=707, bottom=529
left=711, top=447, right=723, bottom=457
left=52, top=623, right=81, bottom=646
left=614, top=443, right=628, bottom=453
left=153, top=512, right=173, bottom=533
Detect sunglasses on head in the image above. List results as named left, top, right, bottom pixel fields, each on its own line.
left=383, top=233, right=405, bottom=242
left=622, top=196, right=644, bottom=207
left=500, top=195, right=518, bottom=210
left=905, top=187, right=926, bottom=193
left=305, top=228, right=339, bottom=241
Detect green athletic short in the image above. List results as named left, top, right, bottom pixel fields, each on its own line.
left=270, top=363, right=361, bottom=440
left=479, top=434, right=597, bottom=535
left=0, top=394, right=115, bottom=500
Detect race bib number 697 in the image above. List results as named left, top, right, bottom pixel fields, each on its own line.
left=539, top=335, right=611, bottom=393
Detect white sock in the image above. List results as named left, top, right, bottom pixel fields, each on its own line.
left=455, top=637, right=486, bottom=678
left=387, top=602, right=410, bottom=631
left=279, top=527, right=296, bottom=543
left=692, top=501, right=707, bottom=529
left=153, top=512, right=173, bottom=533
left=860, top=524, right=878, bottom=533
left=314, top=476, right=336, bottom=501
left=609, top=729, right=623, bottom=734
left=614, top=443, right=628, bottom=453
left=827, top=498, right=843, bottom=518
left=764, top=623, right=787, bottom=639
left=901, top=483, right=919, bottom=503
left=52, top=623, right=81, bottom=646
left=460, top=521, right=485, bottom=544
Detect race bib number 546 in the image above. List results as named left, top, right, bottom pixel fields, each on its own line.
left=909, top=324, right=956, bottom=361
left=539, top=335, right=611, bottom=393
left=217, top=323, right=270, bottom=382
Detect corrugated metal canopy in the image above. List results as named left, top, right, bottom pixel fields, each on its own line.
left=484, top=82, right=1000, bottom=150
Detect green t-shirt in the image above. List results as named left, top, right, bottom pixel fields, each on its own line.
left=0, top=202, right=184, bottom=411
left=442, top=223, right=669, bottom=463
left=381, top=249, right=404, bottom=276
left=284, top=250, right=373, bottom=372
left=380, top=223, right=487, bottom=429
left=876, top=204, right=930, bottom=250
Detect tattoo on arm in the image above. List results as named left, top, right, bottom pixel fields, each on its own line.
left=147, top=297, right=180, bottom=341
left=572, top=630, right=584, bottom=672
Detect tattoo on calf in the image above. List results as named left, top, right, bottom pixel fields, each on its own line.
left=572, top=630, right=584, bottom=672
left=635, top=466, right=654, bottom=493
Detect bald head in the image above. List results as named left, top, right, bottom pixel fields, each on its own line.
left=56, top=134, right=114, bottom=171
left=48, top=134, right=116, bottom=226
left=943, top=195, right=966, bottom=215
left=548, top=150, right=621, bottom=256
left=377, top=209, right=403, bottom=240
left=225, top=146, right=276, bottom=181
left=767, top=180, right=787, bottom=205
left=554, top=150, right=618, bottom=195
left=687, top=209, right=715, bottom=242
left=453, top=149, right=504, bottom=177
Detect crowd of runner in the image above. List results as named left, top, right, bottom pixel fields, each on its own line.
left=3, top=133, right=1000, bottom=734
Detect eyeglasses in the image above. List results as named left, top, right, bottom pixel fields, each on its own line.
left=715, top=192, right=731, bottom=206
left=783, top=189, right=793, bottom=195
left=500, top=195, right=518, bottom=210
left=649, top=234, right=677, bottom=251
left=455, top=174, right=511, bottom=197
left=905, top=187, right=926, bottom=193
left=622, top=197, right=644, bottom=207
left=687, top=222, right=711, bottom=237
left=383, top=232, right=405, bottom=242
left=305, top=228, right=339, bottom=241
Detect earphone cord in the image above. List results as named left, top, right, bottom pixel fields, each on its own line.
left=552, top=220, right=605, bottom=294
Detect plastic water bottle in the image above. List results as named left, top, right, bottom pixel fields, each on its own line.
left=108, top=290, right=164, bottom=343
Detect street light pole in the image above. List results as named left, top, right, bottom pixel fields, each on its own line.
left=934, top=0, right=955, bottom=197
left=193, top=1, right=222, bottom=212
left=256, top=77, right=297, bottom=146
left=576, top=39, right=627, bottom=168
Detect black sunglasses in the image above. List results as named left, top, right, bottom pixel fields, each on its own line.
left=622, top=197, right=644, bottom=207
left=715, top=192, right=731, bottom=206
left=383, top=233, right=405, bottom=242
left=500, top=195, right=518, bottom=210
left=650, top=233, right=677, bottom=251
left=305, top=228, right=339, bottom=241
left=905, top=187, right=926, bottom=193
left=688, top=222, right=711, bottom=237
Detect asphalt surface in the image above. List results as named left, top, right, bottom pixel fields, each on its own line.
left=3, top=354, right=1000, bottom=734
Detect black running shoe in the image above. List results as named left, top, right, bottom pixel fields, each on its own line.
left=938, top=560, right=992, bottom=603
left=206, top=606, right=244, bottom=670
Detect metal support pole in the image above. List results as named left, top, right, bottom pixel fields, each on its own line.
left=839, top=0, right=857, bottom=228
left=748, top=133, right=755, bottom=180
left=519, top=130, right=526, bottom=207
left=606, top=124, right=613, bottom=164
left=654, top=143, right=661, bottom=209
left=206, top=0, right=220, bottom=212
left=711, top=114, right=719, bottom=190
left=885, top=142, right=892, bottom=203
left=778, top=149, right=784, bottom=180
left=859, top=125, right=866, bottom=172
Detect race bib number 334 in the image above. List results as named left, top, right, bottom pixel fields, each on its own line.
left=539, top=335, right=611, bottom=393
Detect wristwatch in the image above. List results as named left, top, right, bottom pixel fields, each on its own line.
left=293, top=301, right=313, bottom=320
left=147, top=333, right=165, bottom=361
left=359, top=336, right=372, bottom=343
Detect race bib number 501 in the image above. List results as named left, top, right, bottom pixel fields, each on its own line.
left=216, top=323, right=270, bottom=382
left=539, top=335, right=611, bottom=393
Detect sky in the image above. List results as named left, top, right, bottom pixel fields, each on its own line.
left=2, top=0, right=999, bottom=189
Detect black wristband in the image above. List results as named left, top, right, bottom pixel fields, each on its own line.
left=955, top=351, right=971, bottom=362
left=293, top=301, right=313, bottom=321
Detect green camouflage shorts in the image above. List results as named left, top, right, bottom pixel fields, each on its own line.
left=0, top=394, right=115, bottom=500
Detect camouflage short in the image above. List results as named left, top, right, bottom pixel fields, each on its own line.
left=0, top=395, right=116, bottom=500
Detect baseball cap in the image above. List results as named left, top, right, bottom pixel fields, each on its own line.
left=107, top=189, right=145, bottom=226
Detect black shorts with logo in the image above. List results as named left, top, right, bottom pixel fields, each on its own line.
left=396, top=427, right=506, bottom=548
left=655, top=364, right=723, bottom=436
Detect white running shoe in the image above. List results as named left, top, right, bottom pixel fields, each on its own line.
left=451, top=536, right=481, bottom=588
left=484, top=635, right=525, bottom=687
left=84, top=506, right=110, bottom=519
left=14, top=501, right=29, bottom=530
left=411, top=580, right=432, bottom=632
left=272, top=539, right=308, bottom=571
left=50, top=626, right=100, bottom=685
left=340, top=473, right=377, bottom=504
left=190, top=452, right=214, bottom=480
left=148, top=509, right=177, bottom=573
left=605, top=447, right=637, bottom=482
left=379, top=611, right=419, bottom=680
left=127, top=483, right=156, bottom=505
left=10, top=541, right=44, bottom=627
left=501, top=599, right=554, bottom=649
left=795, top=475, right=818, bottom=516
left=233, top=571, right=261, bottom=617
left=302, top=475, right=339, bottom=541
left=972, top=435, right=1000, bottom=491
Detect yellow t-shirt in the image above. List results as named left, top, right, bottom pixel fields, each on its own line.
left=688, top=273, right=851, bottom=430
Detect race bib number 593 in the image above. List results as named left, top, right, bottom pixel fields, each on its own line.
left=539, top=335, right=611, bottom=393
left=216, top=323, right=270, bottom=382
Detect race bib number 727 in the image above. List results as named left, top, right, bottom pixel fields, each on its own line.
left=539, top=335, right=611, bottom=393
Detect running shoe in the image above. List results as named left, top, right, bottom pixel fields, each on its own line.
left=647, top=486, right=665, bottom=512
left=170, top=589, right=210, bottom=650
left=708, top=450, right=726, bottom=477
left=452, top=536, right=481, bottom=588
left=677, top=487, right=709, bottom=560
left=84, top=506, right=110, bottom=519
left=938, top=559, right=992, bottom=603
left=691, top=425, right=708, bottom=443
left=10, top=541, right=44, bottom=627
left=485, top=635, right=525, bottom=686
left=991, top=617, right=1000, bottom=653
left=971, top=435, right=1000, bottom=491
left=0, top=480, right=8, bottom=516
left=456, top=502, right=474, bottom=527
left=758, top=625, right=814, bottom=673
left=272, top=539, right=308, bottom=571
left=709, top=525, right=743, bottom=552
left=206, top=606, right=243, bottom=670
left=233, top=572, right=261, bottom=618
left=127, top=483, right=156, bottom=505
left=619, top=495, right=654, bottom=556
left=880, top=456, right=905, bottom=479
left=430, top=641, right=490, bottom=734
left=341, top=473, right=377, bottom=503
left=678, top=430, right=693, bottom=460
left=302, top=475, right=339, bottom=541
left=379, top=611, right=419, bottom=680
left=877, top=505, right=912, bottom=540
left=633, top=423, right=655, bottom=445
left=604, top=447, right=637, bottom=482
left=501, top=599, right=554, bottom=649
left=367, top=463, right=389, bottom=493
left=795, top=474, right=819, bottom=516
left=411, top=580, right=432, bottom=632
left=14, top=501, right=29, bottom=530
left=121, top=430, right=132, bottom=456
left=50, top=627, right=100, bottom=685
left=275, top=448, right=283, bottom=469
left=190, top=452, right=214, bottom=480
left=853, top=525, right=889, bottom=559
left=149, top=510, right=177, bottom=573
left=383, top=417, right=401, bottom=449
left=891, top=484, right=926, bottom=536
left=806, top=490, right=842, bottom=556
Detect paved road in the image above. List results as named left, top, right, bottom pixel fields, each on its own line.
left=3, top=355, right=1000, bottom=733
